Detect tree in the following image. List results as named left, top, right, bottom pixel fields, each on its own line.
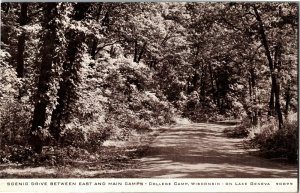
left=49, top=3, right=91, bottom=141
left=30, top=3, right=62, bottom=153
left=251, top=3, right=297, bottom=128
left=16, top=3, right=28, bottom=79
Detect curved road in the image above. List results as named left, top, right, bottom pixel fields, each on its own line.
left=114, top=123, right=297, bottom=178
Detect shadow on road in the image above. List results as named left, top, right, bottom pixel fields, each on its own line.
left=109, top=123, right=297, bottom=178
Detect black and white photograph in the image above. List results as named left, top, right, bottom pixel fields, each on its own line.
left=0, top=1, right=298, bottom=192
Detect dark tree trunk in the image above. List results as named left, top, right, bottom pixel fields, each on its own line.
left=253, top=6, right=274, bottom=72
left=248, top=75, right=253, bottom=122
left=274, top=78, right=283, bottom=129
left=199, top=66, right=206, bottom=104
left=16, top=3, right=28, bottom=78
left=16, top=4, right=29, bottom=99
left=192, top=73, right=199, bottom=90
left=49, top=31, right=81, bottom=141
left=215, top=78, right=221, bottom=112
left=49, top=3, right=90, bottom=141
left=137, top=42, right=147, bottom=63
left=90, top=38, right=98, bottom=60
left=284, top=83, right=291, bottom=117
left=199, top=77, right=206, bottom=104
left=49, top=88, right=67, bottom=141
left=16, top=34, right=25, bottom=78
left=250, top=68, right=258, bottom=125
left=102, top=10, right=110, bottom=27
left=268, top=83, right=275, bottom=116
left=30, top=3, right=59, bottom=153
left=133, top=39, right=138, bottom=62
left=208, top=64, right=216, bottom=104
left=273, top=44, right=283, bottom=129
left=253, top=5, right=283, bottom=129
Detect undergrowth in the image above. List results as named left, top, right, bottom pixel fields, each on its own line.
left=224, top=114, right=298, bottom=162
left=223, top=118, right=250, bottom=138
left=0, top=132, right=156, bottom=168
left=249, top=120, right=298, bottom=162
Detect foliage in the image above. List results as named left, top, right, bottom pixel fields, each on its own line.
left=249, top=120, right=298, bottom=162
left=0, top=101, right=32, bottom=146
left=60, top=125, right=112, bottom=152
left=223, top=118, right=251, bottom=138
left=0, top=2, right=297, bottom=165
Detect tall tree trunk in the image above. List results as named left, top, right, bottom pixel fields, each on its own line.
left=133, top=39, right=138, bottom=62
left=90, top=38, right=98, bottom=60
left=250, top=68, right=258, bottom=125
left=284, top=82, right=291, bottom=118
left=16, top=3, right=29, bottom=99
left=248, top=77, right=252, bottom=100
left=208, top=64, right=216, bottom=104
left=49, top=3, right=90, bottom=141
left=273, top=43, right=283, bottom=129
left=49, top=31, right=80, bottom=141
left=30, top=3, right=59, bottom=153
left=274, top=77, right=283, bottom=129
left=199, top=65, right=206, bottom=104
left=16, top=35, right=25, bottom=78
left=253, top=5, right=283, bottom=129
left=248, top=75, right=253, bottom=123
left=268, top=84, right=275, bottom=116
left=191, top=72, right=199, bottom=93
left=215, top=78, right=221, bottom=112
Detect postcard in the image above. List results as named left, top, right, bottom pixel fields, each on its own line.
left=0, top=1, right=298, bottom=192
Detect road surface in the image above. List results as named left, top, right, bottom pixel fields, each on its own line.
left=113, top=123, right=297, bottom=178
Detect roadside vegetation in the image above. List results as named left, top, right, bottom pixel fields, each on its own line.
left=224, top=113, right=298, bottom=162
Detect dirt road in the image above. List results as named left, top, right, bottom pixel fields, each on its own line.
left=0, top=123, right=297, bottom=178
left=113, top=123, right=297, bottom=178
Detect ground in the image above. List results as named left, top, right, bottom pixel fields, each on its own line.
left=0, top=123, right=297, bottom=178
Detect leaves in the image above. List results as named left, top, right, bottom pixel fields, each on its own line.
left=0, top=2, right=297, bottom=160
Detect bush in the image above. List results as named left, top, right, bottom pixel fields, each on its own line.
left=0, top=145, right=32, bottom=164
left=0, top=101, right=32, bottom=146
left=249, top=120, right=298, bottom=162
left=223, top=118, right=251, bottom=138
left=130, top=120, right=152, bottom=133
left=0, top=144, right=89, bottom=166
left=60, top=126, right=112, bottom=152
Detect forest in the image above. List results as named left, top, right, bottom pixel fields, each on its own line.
left=0, top=2, right=298, bottom=174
